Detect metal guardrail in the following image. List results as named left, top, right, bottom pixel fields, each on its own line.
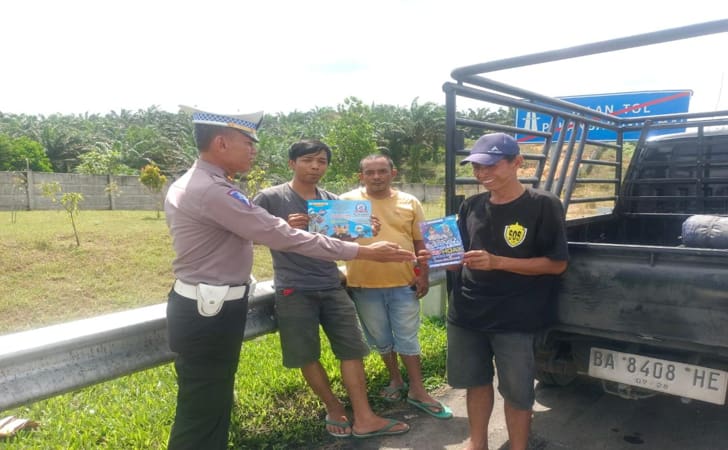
left=0, top=280, right=276, bottom=412
left=0, top=272, right=447, bottom=413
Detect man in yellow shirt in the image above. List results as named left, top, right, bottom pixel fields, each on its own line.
left=341, top=153, right=452, bottom=420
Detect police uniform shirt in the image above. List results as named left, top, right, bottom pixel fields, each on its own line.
left=165, top=159, right=359, bottom=286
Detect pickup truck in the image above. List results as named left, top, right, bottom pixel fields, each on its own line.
left=442, top=20, right=728, bottom=406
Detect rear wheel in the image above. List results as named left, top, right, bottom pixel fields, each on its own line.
left=534, top=335, right=578, bottom=387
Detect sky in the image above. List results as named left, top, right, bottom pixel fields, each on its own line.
left=2, top=0, right=728, bottom=117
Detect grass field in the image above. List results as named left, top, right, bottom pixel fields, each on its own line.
left=1, top=202, right=446, bottom=449
left=1, top=210, right=276, bottom=334
left=0, top=201, right=444, bottom=333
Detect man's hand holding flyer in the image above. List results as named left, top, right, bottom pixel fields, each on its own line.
left=419, top=215, right=465, bottom=268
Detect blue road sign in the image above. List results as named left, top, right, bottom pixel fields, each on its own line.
left=515, top=90, right=692, bottom=143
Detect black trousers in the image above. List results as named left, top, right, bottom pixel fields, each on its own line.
left=165, top=289, right=249, bottom=450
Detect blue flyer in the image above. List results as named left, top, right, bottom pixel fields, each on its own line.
left=307, top=199, right=373, bottom=241
left=419, top=215, right=465, bottom=268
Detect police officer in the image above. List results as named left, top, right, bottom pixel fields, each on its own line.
left=164, top=106, right=415, bottom=450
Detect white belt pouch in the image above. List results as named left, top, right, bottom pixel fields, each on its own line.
left=196, top=283, right=231, bottom=317
left=174, top=279, right=250, bottom=317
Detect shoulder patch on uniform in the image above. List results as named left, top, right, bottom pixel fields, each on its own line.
left=227, top=189, right=252, bottom=207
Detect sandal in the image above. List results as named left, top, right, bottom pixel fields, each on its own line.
left=406, top=397, right=453, bottom=420
left=325, top=415, right=352, bottom=438
left=378, top=382, right=408, bottom=402
left=352, top=418, right=410, bottom=438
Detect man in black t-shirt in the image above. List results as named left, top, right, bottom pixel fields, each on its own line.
left=429, top=133, right=568, bottom=450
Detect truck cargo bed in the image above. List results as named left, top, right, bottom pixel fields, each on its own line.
left=558, top=238, right=728, bottom=353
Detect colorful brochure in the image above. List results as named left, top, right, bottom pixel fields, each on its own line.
left=307, top=199, right=373, bottom=241
left=419, top=215, right=465, bottom=268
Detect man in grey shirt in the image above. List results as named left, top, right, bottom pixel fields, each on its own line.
left=165, top=110, right=413, bottom=450
left=253, top=139, right=410, bottom=439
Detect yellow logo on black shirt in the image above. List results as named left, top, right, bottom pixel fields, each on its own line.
left=504, top=222, right=527, bottom=248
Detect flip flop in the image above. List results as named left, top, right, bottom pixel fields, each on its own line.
left=406, top=397, right=453, bottom=420
left=324, top=415, right=352, bottom=438
left=378, top=382, right=408, bottom=402
left=352, top=418, right=410, bottom=439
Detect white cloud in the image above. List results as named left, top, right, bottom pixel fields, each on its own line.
left=1, top=0, right=727, bottom=116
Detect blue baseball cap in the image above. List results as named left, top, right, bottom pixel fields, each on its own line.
left=460, top=133, right=520, bottom=166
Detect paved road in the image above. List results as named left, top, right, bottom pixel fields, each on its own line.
left=311, top=377, right=728, bottom=450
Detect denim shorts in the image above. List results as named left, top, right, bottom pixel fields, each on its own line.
left=274, top=287, right=370, bottom=368
left=348, top=286, right=421, bottom=356
left=446, top=323, right=535, bottom=410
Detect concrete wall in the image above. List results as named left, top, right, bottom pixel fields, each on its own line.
left=395, top=183, right=447, bottom=203
left=0, top=171, right=170, bottom=211
left=0, top=171, right=483, bottom=211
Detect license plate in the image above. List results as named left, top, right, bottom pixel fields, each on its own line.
left=588, top=347, right=728, bottom=405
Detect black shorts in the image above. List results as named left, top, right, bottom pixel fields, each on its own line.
left=447, top=322, right=536, bottom=410
left=275, top=287, right=370, bottom=368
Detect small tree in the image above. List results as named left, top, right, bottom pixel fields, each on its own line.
left=10, top=172, right=27, bottom=224
left=324, top=97, right=377, bottom=183
left=40, top=181, right=84, bottom=246
left=75, top=146, right=135, bottom=175
left=105, top=181, right=122, bottom=198
left=0, top=134, right=53, bottom=172
left=139, top=163, right=167, bottom=219
left=244, top=167, right=272, bottom=198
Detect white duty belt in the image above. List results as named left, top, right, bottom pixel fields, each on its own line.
left=173, top=279, right=249, bottom=300
left=173, top=279, right=250, bottom=317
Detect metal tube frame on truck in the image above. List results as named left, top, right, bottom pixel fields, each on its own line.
left=443, top=19, right=728, bottom=406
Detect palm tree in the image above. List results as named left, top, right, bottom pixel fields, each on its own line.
left=388, top=99, right=445, bottom=182
left=40, top=116, right=87, bottom=172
